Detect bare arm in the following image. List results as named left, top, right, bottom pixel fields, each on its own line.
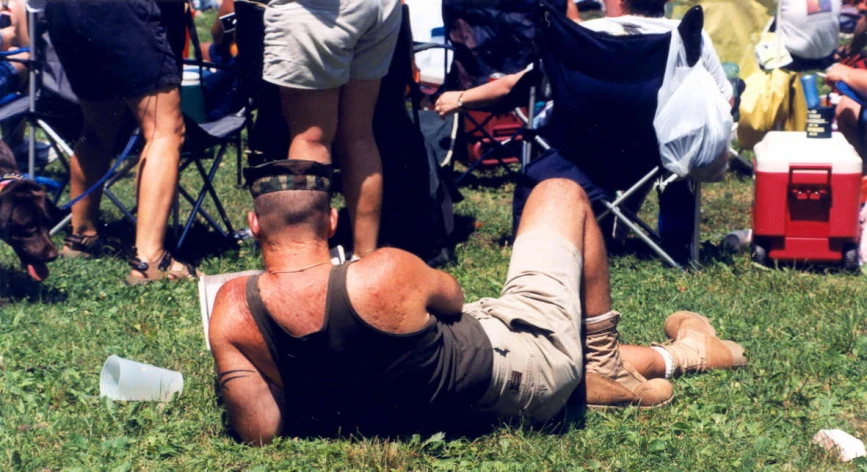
left=827, top=64, right=867, bottom=97
left=425, top=265, right=464, bottom=317
left=8, top=0, right=27, bottom=48
left=209, top=281, right=283, bottom=446
left=348, top=249, right=465, bottom=331
left=435, top=70, right=528, bottom=117
left=605, top=0, right=623, bottom=17
left=566, top=0, right=581, bottom=21
left=210, top=0, right=235, bottom=47
left=843, top=15, right=867, bottom=58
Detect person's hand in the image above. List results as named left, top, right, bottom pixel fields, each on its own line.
left=834, top=45, right=850, bottom=62
left=826, top=63, right=853, bottom=85
left=435, top=91, right=464, bottom=118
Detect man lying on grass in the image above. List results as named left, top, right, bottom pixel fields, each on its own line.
left=208, top=161, right=746, bottom=445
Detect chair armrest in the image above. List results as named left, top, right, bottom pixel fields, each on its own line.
left=414, top=42, right=453, bottom=53
left=0, top=47, right=29, bottom=57
left=182, top=58, right=234, bottom=72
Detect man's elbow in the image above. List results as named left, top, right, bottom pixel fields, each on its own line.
left=232, top=422, right=280, bottom=447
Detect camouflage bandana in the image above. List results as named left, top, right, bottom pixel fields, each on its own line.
left=243, top=160, right=332, bottom=198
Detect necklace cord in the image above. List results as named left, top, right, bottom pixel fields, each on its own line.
left=268, top=259, right=331, bottom=275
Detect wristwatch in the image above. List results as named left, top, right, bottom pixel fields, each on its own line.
left=457, top=92, right=466, bottom=110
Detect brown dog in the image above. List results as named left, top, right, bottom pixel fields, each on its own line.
left=0, top=141, right=57, bottom=281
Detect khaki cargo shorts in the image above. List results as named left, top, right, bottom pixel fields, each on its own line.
left=465, top=231, right=584, bottom=424
left=263, top=0, right=401, bottom=90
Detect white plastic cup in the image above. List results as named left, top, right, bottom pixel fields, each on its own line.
left=100, top=355, right=184, bottom=402
left=721, top=229, right=752, bottom=252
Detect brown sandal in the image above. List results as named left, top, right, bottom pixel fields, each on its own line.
left=124, top=249, right=201, bottom=286
left=61, top=233, right=102, bottom=259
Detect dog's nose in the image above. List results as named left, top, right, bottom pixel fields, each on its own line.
left=45, top=246, right=58, bottom=262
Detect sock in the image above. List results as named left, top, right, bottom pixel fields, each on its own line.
left=651, top=346, right=675, bottom=379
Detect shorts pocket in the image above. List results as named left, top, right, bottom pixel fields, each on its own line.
left=481, top=297, right=556, bottom=336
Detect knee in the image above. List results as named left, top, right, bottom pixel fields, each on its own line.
left=147, top=112, right=185, bottom=148
left=836, top=98, right=860, bottom=131
left=533, top=178, right=590, bottom=209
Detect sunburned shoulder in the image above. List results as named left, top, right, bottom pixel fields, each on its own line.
left=348, top=248, right=432, bottom=292
left=357, top=247, right=424, bottom=269
left=208, top=277, right=254, bottom=349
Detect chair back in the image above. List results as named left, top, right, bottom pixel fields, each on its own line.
left=233, top=0, right=268, bottom=89
left=537, top=2, right=703, bottom=190
left=375, top=4, right=455, bottom=259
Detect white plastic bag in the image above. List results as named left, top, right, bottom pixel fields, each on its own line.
left=654, top=28, right=732, bottom=182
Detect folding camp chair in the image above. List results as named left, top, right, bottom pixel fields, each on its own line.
left=0, top=4, right=82, bottom=204
left=171, top=4, right=246, bottom=249
left=232, top=0, right=289, bottom=170
left=513, top=2, right=707, bottom=270
left=52, top=2, right=244, bottom=250
left=417, top=0, right=566, bottom=183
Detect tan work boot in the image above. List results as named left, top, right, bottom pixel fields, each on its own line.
left=584, top=312, right=674, bottom=409
left=664, top=311, right=716, bottom=340
left=655, top=311, right=747, bottom=376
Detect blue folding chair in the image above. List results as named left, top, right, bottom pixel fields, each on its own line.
left=513, top=2, right=706, bottom=269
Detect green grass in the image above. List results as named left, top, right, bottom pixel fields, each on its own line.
left=5, top=153, right=867, bottom=471
left=3, top=10, right=867, bottom=471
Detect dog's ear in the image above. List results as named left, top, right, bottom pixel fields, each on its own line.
left=0, top=140, right=14, bottom=164
left=6, top=179, right=44, bottom=200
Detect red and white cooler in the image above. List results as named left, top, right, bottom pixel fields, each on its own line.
left=752, top=131, right=862, bottom=269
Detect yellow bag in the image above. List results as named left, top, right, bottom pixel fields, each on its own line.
left=669, top=0, right=775, bottom=77
left=737, top=68, right=807, bottom=150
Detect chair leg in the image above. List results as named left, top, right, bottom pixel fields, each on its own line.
left=178, top=185, right=228, bottom=234
left=235, top=133, right=243, bottom=188
left=197, top=149, right=235, bottom=234
left=175, top=146, right=234, bottom=250
left=600, top=200, right=684, bottom=270
left=690, top=182, right=701, bottom=266
left=101, top=157, right=141, bottom=226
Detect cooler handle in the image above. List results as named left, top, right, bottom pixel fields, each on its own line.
left=788, top=165, right=832, bottom=187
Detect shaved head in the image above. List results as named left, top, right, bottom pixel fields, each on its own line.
left=253, top=190, right=331, bottom=241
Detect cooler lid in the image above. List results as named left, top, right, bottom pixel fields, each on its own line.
left=754, top=132, right=863, bottom=174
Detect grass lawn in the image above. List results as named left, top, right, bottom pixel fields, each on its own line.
left=3, top=10, right=867, bottom=472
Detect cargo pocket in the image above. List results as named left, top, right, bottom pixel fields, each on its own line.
left=480, top=297, right=556, bottom=336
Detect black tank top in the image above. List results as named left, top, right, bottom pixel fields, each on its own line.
left=245, top=263, right=493, bottom=435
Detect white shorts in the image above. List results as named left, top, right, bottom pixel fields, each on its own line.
left=263, top=0, right=401, bottom=90
left=465, top=231, right=584, bottom=424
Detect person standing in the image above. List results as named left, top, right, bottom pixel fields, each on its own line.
left=45, top=0, right=197, bottom=284
left=262, top=0, right=401, bottom=258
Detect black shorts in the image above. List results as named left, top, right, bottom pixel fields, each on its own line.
left=45, top=0, right=185, bottom=101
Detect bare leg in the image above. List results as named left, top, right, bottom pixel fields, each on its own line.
left=518, top=179, right=669, bottom=379
left=279, top=80, right=383, bottom=257
left=836, top=96, right=865, bottom=159
left=279, top=86, right=339, bottom=165
left=517, top=177, right=609, bottom=318
left=125, top=86, right=185, bottom=274
left=620, top=345, right=666, bottom=379
left=336, top=79, right=382, bottom=256
left=69, top=99, right=127, bottom=237
left=519, top=179, right=673, bottom=406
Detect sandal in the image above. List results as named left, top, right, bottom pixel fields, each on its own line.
left=124, top=249, right=201, bottom=286
left=61, top=233, right=102, bottom=259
